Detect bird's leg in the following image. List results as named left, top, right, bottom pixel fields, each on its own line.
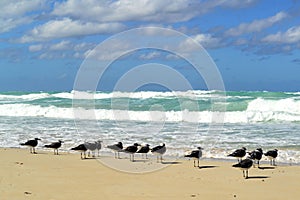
left=193, top=160, right=196, bottom=167
left=198, top=159, right=200, bottom=168
left=242, top=170, right=245, bottom=178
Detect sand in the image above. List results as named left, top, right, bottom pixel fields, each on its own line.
left=1, top=148, right=300, bottom=200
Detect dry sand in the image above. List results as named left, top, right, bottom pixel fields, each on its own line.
left=1, top=148, right=300, bottom=200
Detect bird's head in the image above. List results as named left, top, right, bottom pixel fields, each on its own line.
left=197, top=147, right=203, bottom=150
left=58, top=140, right=64, bottom=143
left=274, top=149, right=278, bottom=152
left=242, top=147, right=247, bottom=150
left=256, top=148, right=263, bottom=153
left=35, top=138, right=41, bottom=141
left=133, top=143, right=140, bottom=146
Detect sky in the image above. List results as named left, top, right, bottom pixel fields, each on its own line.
left=0, top=0, right=300, bottom=92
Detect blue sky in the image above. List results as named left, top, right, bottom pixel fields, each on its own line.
left=0, top=0, right=300, bottom=92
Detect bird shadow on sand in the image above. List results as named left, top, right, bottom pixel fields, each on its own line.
left=161, top=161, right=182, bottom=165
left=198, top=165, right=218, bottom=169
left=246, top=176, right=270, bottom=179
left=82, top=157, right=97, bottom=160
left=258, top=166, right=275, bottom=170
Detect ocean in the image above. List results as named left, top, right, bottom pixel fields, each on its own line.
left=0, top=90, right=300, bottom=164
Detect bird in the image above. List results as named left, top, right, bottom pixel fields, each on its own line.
left=107, top=142, right=123, bottom=159
left=232, top=158, right=253, bottom=179
left=184, top=147, right=203, bottom=167
left=71, top=144, right=87, bottom=159
left=44, top=140, right=63, bottom=155
left=84, top=141, right=98, bottom=157
left=95, top=140, right=102, bottom=156
left=136, top=144, right=150, bottom=159
left=20, top=138, right=41, bottom=154
left=151, top=143, right=166, bottom=163
left=264, top=149, right=278, bottom=166
left=248, top=148, right=263, bottom=168
left=228, top=147, right=247, bottom=163
left=123, top=143, right=140, bottom=162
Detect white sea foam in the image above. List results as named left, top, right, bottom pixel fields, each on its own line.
left=1, top=103, right=300, bottom=123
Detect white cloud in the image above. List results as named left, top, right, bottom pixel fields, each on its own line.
left=262, top=26, right=300, bottom=44
left=29, top=44, right=43, bottom=52
left=0, top=0, right=45, bottom=33
left=176, top=33, right=222, bottom=54
left=139, top=51, right=161, bottom=59
left=52, top=0, right=201, bottom=23
left=52, top=0, right=258, bottom=24
left=49, top=40, right=71, bottom=51
left=83, top=39, right=133, bottom=60
left=20, top=18, right=126, bottom=42
left=192, top=34, right=222, bottom=48
left=225, top=11, right=288, bottom=36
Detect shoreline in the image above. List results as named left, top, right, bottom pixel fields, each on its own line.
left=1, top=148, right=300, bottom=199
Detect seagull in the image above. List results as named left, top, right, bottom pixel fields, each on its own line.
left=123, top=143, right=140, bottom=162
left=248, top=148, right=263, bottom=168
left=20, top=138, right=41, bottom=154
left=84, top=141, right=98, bottom=157
left=228, top=147, right=247, bottom=163
left=264, top=149, right=278, bottom=166
left=184, top=147, right=203, bottom=167
left=232, top=158, right=253, bottom=179
left=151, top=143, right=166, bottom=163
left=107, top=142, right=123, bottom=159
left=136, top=144, right=150, bottom=159
left=44, top=140, right=63, bottom=155
left=71, top=144, right=87, bottom=159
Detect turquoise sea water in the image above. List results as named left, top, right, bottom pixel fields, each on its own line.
left=0, top=90, right=299, bottom=163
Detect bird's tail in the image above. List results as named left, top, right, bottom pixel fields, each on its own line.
left=232, top=163, right=242, bottom=168
left=44, top=145, right=51, bottom=148
left=20, top=143, right=25, bottom=146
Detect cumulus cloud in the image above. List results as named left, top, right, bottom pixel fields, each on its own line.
left=262, top=26, right=300, bottom=44
left=178, top=33, right=223, bottom=51
left=225, top=11, right=288, bottom=36
left=52, top=0, right=201, bottom=23
left=20, top=18, right=126, bottom=42
left=0, top=0, right=45, bottom=33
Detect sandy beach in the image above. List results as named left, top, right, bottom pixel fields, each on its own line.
left=1, top=148, right=300, bottom=200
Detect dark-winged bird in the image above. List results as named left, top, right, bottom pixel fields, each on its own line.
left=264, top=149, right=278, bottom=166
left=124, top=143, right=140, bottom=162
left=184, top=147, right=203, bottom=167
left=20, top=138, right=41, bottom=154
left=71, top=144, right=87, bottom=159
left=232, top=158, right=253, bottom=179
left=136, top=144, right=150, bottom=159
left=107, top=142, right=123, bottom=159
left=44, top=140, right=63, bottom=155
left=248, top=148, right=263, bottom=168
left=151, top=143, right=166, bottom=163
left=228, top=147, right=247, bottom=163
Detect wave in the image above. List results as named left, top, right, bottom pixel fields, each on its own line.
left=1, top=103, right=300, bottom=123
